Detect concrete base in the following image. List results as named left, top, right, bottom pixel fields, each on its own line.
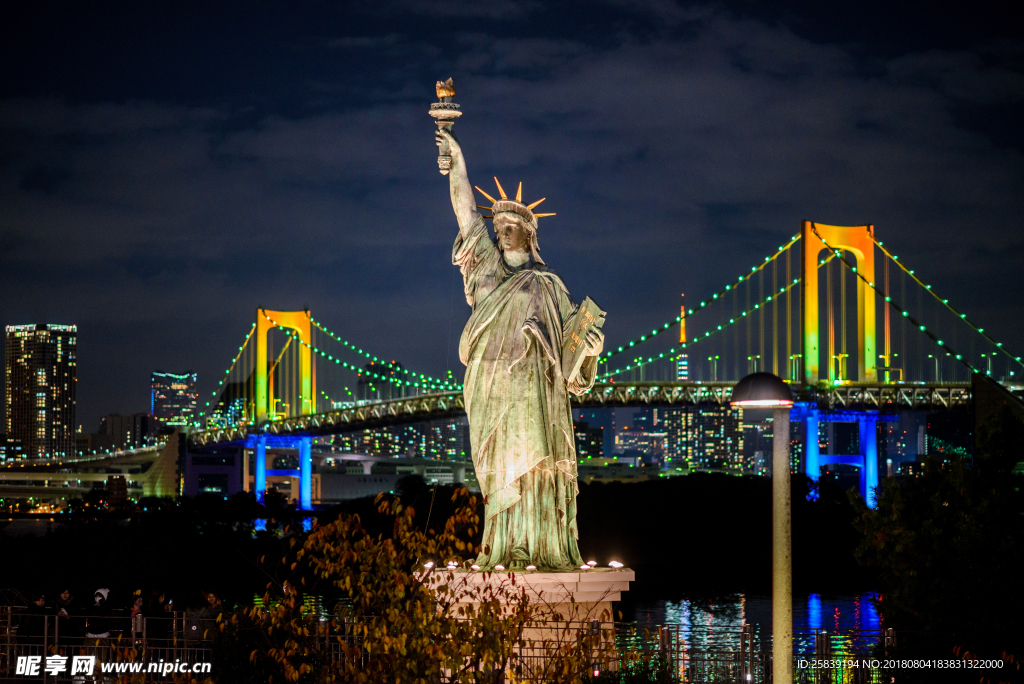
left=422, top=567, right=633, bottom=627
left=421, top=567, right=633, bottom=676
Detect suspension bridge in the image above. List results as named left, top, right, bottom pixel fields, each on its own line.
left=183, top=220, right=1023, bottom=509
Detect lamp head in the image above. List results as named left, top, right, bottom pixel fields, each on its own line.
left=730, top=372, right=794, bottom=408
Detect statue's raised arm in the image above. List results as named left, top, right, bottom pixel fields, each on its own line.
left=436, top=128, right=479, bottom=238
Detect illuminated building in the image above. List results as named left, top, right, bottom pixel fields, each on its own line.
left=747, top=416, right=803, bottom=475
left=335, top=427, right=398, bottom=457
left=691, top=406, right=744, bottom=469
left=661, top=406, right=744, bottom=469
left=0, top=434, right=25, bottom=461
left=575, top=408, right=614, bottom=454
left=334, top=418, right=470, bottom=460
left=207, top=397, right=247, bottom=429
left=632, top=408, right=663, bottom=431
left=150, top=371, right=198, bottom=429
left=676, top=354, right=689, bottom=380
left=412, top=419, right=471, bottom=460
left=614, top=426, right=666, bottom=463
left=5, top=324, right=77, bottom=460
left=663, top=408, right=695, bottom=467
left=898, top=460, right=927, bottom=477
left=98, top=413, right=156, bottom=449
left=618, top=408, right=667, bottom=463
left=573, top=421, right=604, bottom=460
left=677, top=295, right=689, bottom=380
left=881, top=412, right=926, bottom=466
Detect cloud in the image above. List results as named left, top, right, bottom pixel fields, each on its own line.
left=1, top=6, right=1022, bottom=425
left=362, top=0, right=542, bottom=19
left=327, top=34, right=404, bottom=50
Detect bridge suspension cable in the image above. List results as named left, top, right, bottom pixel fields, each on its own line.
left=870, top=236, right=1024, bottom=372
left=198, top=323, right=257, bottom=421
left=599, top=234, right=803, bottom=363
left=599, top=251, right=834, bottom=380
left=309, top=317, right=454, bottom=387
left=810, top=224, right=992, bottom=378
left=261, top=311, right=460, bottom=392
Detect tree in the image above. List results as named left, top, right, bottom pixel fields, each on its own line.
left=850, top=406, right=1024, bottom=683
left=224, top=489, right=621, bottom=683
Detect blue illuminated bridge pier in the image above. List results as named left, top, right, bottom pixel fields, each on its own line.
left=183, top=376, right=1007, bottom=510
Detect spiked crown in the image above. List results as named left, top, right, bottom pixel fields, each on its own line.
left=475, top=177, right=555, bottom=229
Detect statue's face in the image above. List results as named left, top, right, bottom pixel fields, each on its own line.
left=495, top=214, right=530, bottom=252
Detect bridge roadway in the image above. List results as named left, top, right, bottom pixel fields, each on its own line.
left=188, top=380, right=972, bottom=448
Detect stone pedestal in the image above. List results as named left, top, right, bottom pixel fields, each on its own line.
left=422, top=567, right=633, bottom=675
left=425, top=567, right=632, bottom=616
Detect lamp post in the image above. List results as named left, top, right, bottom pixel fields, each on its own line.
left=731, top=372, right=795, bottom=683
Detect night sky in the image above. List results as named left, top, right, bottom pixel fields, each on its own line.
left=1, top=1, right=1022, bottom=430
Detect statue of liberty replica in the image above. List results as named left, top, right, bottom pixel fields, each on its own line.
left=432, top=79, right=606, bottom=571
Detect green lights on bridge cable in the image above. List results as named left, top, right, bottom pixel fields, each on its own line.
left=200, top=323, right=257, bottom=418
left=812, top=225, right=1003, bottom=378
left=869, top=234, right=1023, bottom=371
left=309, top=317, right=452, bottom=386
left=278, top=326, right=460, bottom=392
left=260, top=311, right=458, bottom=392
left=599, top=234, right=803, bottom=363
left=599, top=268, right=809, bottom=380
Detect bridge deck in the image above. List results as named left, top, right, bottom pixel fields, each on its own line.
left=188, top=381, right=972, bottom=447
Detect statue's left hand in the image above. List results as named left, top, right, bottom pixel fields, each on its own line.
left=585, top=329, right=604, bottom=357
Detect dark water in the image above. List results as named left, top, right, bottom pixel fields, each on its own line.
left=626, top=592, right=882, bottom=653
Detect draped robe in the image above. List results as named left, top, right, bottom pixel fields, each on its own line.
left=454, top=215, right=597, bottom=570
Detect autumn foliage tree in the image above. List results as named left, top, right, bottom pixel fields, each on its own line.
left=221, top=489, right=619, bottom=683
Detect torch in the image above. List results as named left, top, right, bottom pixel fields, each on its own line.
left=429, top=77, right=462, bottom=175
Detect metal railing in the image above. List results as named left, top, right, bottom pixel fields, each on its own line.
left=1, top=607, right=212, bottom=682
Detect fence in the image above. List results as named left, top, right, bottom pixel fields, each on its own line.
left=1, top=607, right=212, bottom=682
left=1, top=605, right=898, bottom=683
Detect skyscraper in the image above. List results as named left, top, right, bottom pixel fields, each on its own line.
left=663, top=407, right=695, bottom=467
left=662, top=406, right=745, bottom=470
left=690, top=406, right=744, bottom=469
left=573, top=420, right=605, bottom=460
left=575, top=408, right=614, bottom=455
left=151, top=371, right=198, bottom=429
left=676, top=353, right=689, bottom=380
left=5, top=324, right=77, bottom=459
left=98, top=413, right=156, bottom=449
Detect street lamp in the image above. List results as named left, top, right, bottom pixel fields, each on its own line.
left=731, top=372, right=795, bottom=683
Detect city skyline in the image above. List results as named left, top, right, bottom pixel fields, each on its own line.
left=1, top=1, right=1022, bottom=429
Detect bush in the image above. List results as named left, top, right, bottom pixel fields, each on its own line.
left=220, top=489, right=622, bottom=683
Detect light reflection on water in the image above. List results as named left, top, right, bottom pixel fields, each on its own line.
left=630, top=593, right=882, bottom=653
